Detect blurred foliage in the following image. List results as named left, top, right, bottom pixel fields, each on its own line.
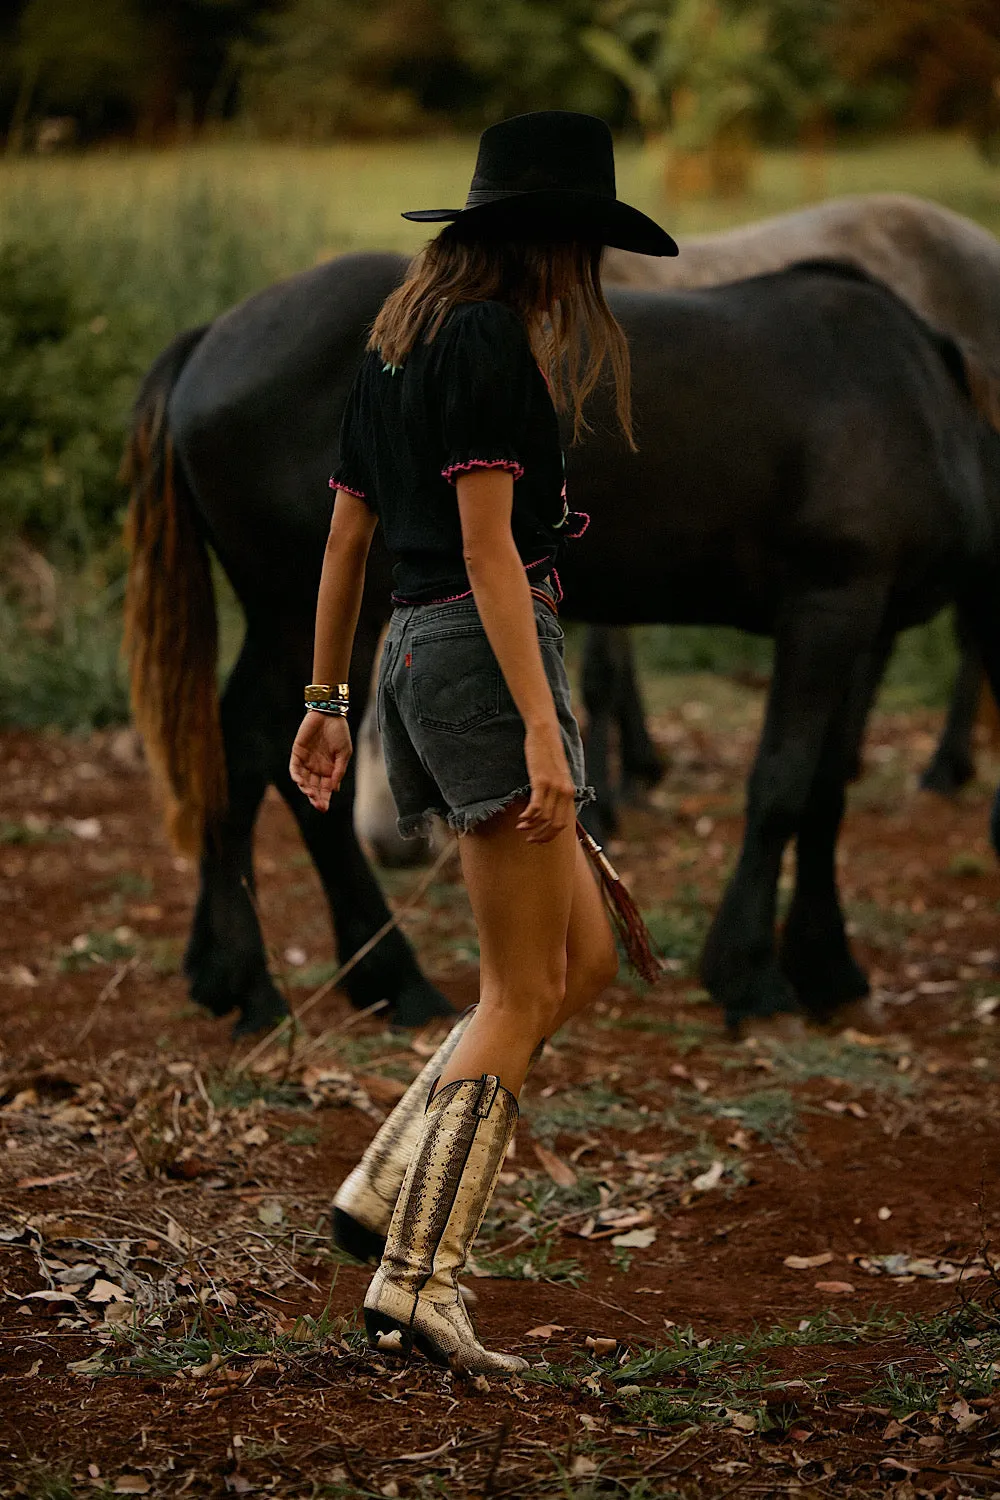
left=3, top=0, right=1000, bottom=147
left=831, top=0, right=1000, bottom=161
left=0, top=556, right=129, bottom=730
left=582, top=0, right=814, bottom=144
left=0, top=240, right=143, bottom=553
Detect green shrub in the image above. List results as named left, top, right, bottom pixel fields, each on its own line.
left=0, top=240, right=145, bottom=557
left=0, top=561, right=128, bottom=730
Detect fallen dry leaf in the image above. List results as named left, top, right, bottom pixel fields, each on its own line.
left=611, top=1227, right=657, bottom=1249
left=113, top=1479, right=150, bottom=1495
left=525, top=1324, right=565, bottom=1339
left=784, top=1251, right=834, bottom=1270
left=814, top=1280, right=855, bottom=1295
left=691, top=1160, right=725, bottom=1192
left=598, top=1209, right=652, bottom=1233
left=102, top=1300, right=134, bottom=1326
left=570, top=1457, right=598, bottom=1478
left=532, top=1142, right=577, bottom=1188
left=87, top=1279, right=127, bottom=1304
left=727, top=1410, right=756, bottom=1432
left=241, top=1125, right=269, bottom=1147
left=4, top=965, right=38, bottom=988
left=66, top=817, right=102, bottom=841
left=19, top=1289, right=79, bottom=1305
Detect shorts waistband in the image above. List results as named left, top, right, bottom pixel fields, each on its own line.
left=393, top=573, right=560, bottom=615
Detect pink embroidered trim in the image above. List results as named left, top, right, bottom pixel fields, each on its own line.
left=329, top=477, right=366, bottom=499
left=564, top=510, right=590, bottom=539
left=441, top=458, right=524, bottom=484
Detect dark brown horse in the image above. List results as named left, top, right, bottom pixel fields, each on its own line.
left=125, top=255, right=1000, bottom=1036
left=582, top=193, right=1000, bottom=833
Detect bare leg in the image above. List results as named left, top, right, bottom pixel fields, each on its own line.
left=439, top=806, right=618, bottom=1095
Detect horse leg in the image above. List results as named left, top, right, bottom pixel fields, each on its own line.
left=952, top=582, right=1000, bottom=860
left=920, top=613, right=980, bottom=795
left=700, top=588, right=884, bottom=1032
left=184, top=631, right=289, bottom=1037
left=616, top=632, right=665, bottom=799
left=780, top=633, right=894, bottom=1019
left=580, top=624, right=620, bottom=840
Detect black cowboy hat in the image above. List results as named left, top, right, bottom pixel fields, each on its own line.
left=402, top=111, right=678, bottom=258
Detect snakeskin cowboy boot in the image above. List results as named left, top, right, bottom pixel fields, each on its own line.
left=364, top=1074, right=528, bottom=1374
left=331, top=1008, right=475, bottom=1262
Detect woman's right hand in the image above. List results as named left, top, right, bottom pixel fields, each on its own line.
left=289, top=711, right=353, bottom=812
left=518, top=721, right=576, bottom=843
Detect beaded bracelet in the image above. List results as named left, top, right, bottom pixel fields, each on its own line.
left=305, top=700, right=350, bottom=717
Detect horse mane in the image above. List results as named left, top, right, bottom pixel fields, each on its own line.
left=781, top=257, right=1000, bottom=441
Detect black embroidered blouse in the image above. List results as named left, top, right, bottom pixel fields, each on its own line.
left=331, top=299, right=587, bottom=604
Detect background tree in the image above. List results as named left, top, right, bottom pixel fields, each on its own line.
left=8, top=0, right=154, bottom=149
left=581, top=0, right=822, bottom=193
left=828, top=0, right=1000, bottom=159
left=237, top=0, right=471, bottom=136
left=444, top=0, right=624, bottom=124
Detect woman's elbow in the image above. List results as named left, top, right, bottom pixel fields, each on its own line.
left=463, top=538, right=517, bottom=577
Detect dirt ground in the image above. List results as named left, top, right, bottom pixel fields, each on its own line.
left=3, top=682, right=1000, bottom=1499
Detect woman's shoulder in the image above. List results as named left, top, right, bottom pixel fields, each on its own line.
left=429, top=301, right=534, bottom=382
left=438, top=299, right=529, bottom=347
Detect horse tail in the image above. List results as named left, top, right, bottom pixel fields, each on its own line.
left=122, top=323, right=224, bottom=857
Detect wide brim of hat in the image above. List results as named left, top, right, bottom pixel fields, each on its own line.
left=402, top=189, right=678, bottom=257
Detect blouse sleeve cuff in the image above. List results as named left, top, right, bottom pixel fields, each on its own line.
left=441, top=457, right=524, bottom=485
left=329, top=475, right=367, bottom=500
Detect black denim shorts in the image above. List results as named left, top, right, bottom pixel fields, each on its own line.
left=376, top=585, right=594, bottom=837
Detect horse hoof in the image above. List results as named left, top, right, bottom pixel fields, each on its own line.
left=815, top=996, right=894, bottom=1036
left=230, top=987, right=291, bottom=1039
left=734, top=1012, right=808, bottom=1044
left=919, top=759, right=974, bottom=797
left=387, top=982, right=456, bottom=1027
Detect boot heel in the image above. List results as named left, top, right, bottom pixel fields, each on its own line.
left=365, top=1308, right=413, bottom=1357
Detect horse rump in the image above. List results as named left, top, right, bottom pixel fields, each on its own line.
left=122, top=325, right=226, bottom=856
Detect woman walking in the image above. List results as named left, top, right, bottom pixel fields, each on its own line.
left=290, top=112, right=676, bottom=1373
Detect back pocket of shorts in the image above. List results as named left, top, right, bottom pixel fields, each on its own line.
left=410, top=629, right=501, bottom=733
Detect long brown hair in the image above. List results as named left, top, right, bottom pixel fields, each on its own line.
left=369, top=227, right=634, bottom=447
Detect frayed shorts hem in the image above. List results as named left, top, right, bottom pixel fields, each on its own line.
left=397, top=783, right=595, bottom=839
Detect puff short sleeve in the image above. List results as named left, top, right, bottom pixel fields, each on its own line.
left=433, top=302, right=537, bottom=485
left=330, top=369, right=372, bottom=504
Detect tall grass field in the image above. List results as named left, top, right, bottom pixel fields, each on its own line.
left=2, top=132, right=999, bottom=728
